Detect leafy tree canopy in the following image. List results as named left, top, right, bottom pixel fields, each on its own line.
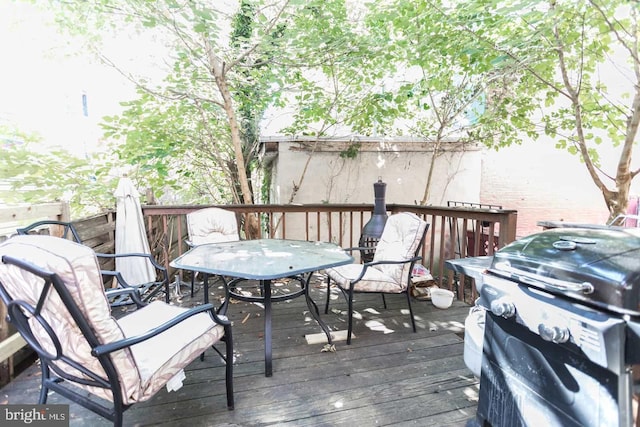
left=4, top=0, right=639, bottom=221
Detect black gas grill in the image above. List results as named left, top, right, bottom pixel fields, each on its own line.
left=448, top=227, right=640, bottom=427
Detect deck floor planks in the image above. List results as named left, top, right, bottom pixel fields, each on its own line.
left=0, top=275, right=479, bottom=426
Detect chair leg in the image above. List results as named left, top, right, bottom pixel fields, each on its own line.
left=38, top=359, right=50, bottom=404
left=218, top=277, right=231, bottom=315
left=191, top=271, right=196, bottom=298
left=224, top=327, right=235, bottom=410
left=381, top=293, right=387, bottom=309
left=203, top=273, right=210, bottom=304
left=347, top=290, right=354, bottom=345
left=405, top=291, right=417, bottom=332
left=114, top=411, right=124, bottom=427
left=325, top=275, right=331, bottom=314
left=164, top=280, right=170, bottom=303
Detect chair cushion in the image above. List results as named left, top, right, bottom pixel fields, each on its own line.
left=186, top=207, right=239, bottom=246
left=116, top=301, right=226, bottom=402
left=327, top=212, right=427, bottom=293
left=0, top=235, right=140, bottom=402
left=325, top=264, right=403, bottom=293
left=372, top=212, right=427, bottom=285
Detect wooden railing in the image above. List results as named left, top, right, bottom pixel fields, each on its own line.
left=0, top=202, right=517, bottom=302
left=141, top=203, right=517, bottom=301
left=0, top=202, right=71, bottom=241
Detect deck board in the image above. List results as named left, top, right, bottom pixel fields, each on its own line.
left=0, top=275, right=479, bottom=426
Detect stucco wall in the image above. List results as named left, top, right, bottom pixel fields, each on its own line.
left=264, top=137, right=482, bottom=244
left=267, top=138, right=482, bottom=206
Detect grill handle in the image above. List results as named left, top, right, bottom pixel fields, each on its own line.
left=490, top=262, right=595, bottom=294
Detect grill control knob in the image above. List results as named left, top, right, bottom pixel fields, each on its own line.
left=538, top=324, right=570, bottom=344
left=490, top=299, right=516, bottom=318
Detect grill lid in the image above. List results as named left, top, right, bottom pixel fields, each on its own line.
left=488, top=227, right=640, bottom=315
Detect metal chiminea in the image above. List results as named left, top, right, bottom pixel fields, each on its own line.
left=359, top=178, right=388, bottom=263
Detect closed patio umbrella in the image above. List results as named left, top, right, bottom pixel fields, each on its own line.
left=114, top=177, right=156, bottom=286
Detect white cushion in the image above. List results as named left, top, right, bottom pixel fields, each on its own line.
left=186, top=207, right=239, bottom=246
left=117, top=301, right=225, bottom=401
left=327, top=212, right=427, bottom=292
left=372, top=212, right=427, bottom=284
left=325, top=263, right=402, bottom=293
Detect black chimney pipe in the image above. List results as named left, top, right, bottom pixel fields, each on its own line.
left=359, top=178, right=388, bottom=262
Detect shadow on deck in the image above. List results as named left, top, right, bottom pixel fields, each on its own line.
left=0, top=273, right=479, bottom=426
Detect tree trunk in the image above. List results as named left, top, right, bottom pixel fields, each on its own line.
left=605, top=175, right=632, bottom=225
left=205, top=40, right=260, bottom=238
left=420, top=138, right=442, bottom=205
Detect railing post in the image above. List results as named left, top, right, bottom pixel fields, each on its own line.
left=498, top=211, right=518, bottom=248
left=58, top=201, right=71, bottom=222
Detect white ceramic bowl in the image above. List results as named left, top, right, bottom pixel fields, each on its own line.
left=431, top=288, right=455, bottom=309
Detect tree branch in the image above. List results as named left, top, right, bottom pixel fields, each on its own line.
left=226, top=0, right=292, bottom=72
left=550, top=1, right=612, bottom=198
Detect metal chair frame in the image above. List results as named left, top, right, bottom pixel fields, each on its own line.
left=0, top=254, right=234, bottom=426
left=16, top=220, right=83, bottom=243
left=325, top=223, right=430, bottom=344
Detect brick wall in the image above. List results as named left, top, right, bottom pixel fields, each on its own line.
left=480, top=142, right=626, bottom=238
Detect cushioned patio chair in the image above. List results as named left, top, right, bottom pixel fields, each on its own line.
left=184, top=207, right=240, bottom=300
left=325, top=212, right=429, bottom=344
left=16, top=220, right=170, bottom=306
left=0, top=235, right=234, bottom=426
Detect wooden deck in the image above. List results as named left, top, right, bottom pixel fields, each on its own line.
left=0, top=275, right=479, bottom=426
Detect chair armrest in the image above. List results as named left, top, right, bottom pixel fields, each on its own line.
left=96, top=252, right=165, bottom=272
left=364, top=255, right=422, bottom=268
left=352, top=255, right=423, bottom=283
left=104, top=285, right=145, bottom=308
left=91, top=303, right=228, bottom=356
left=342, top=246, right=371, bottom=253
left=97, top=253, right=169, bottom=285
left=98, top=253, right=170, bottom=304
left=101, top=269, right=154, bottom=301
left=101, top=269, right=136, bottom=289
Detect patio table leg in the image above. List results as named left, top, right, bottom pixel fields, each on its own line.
left=203, top=273, right=210, bottom=304
left=263, top=279, right=272, bottom=377
left=304, top=273, right=333, bottom=346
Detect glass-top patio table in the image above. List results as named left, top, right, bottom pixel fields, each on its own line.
left=170, top=238, right=353, bottom=377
